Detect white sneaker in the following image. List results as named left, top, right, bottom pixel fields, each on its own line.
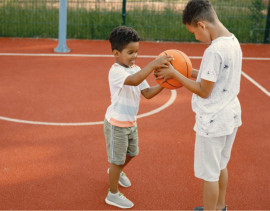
left=105, top=190, right=134, bottom=209
left=107, top=168, right=131, bottom=187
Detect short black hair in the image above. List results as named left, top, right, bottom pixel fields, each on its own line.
left=182, top=0, right=216, bottom=25
left=109, top=26, right=140, bottom=52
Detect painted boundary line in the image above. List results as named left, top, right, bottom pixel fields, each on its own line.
left=0, top=53, right=269, bottom=125
left=1, top=53, right=270, bottom=61
left=1, top=52, right=269, bottom=97
left=241, top=71, right=270, bottom=97
left=0, top=90, right=177, bottom=126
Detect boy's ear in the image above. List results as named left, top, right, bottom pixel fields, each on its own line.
left=112, top=49, right=120, bottom=57
left=197, top=21, right=206, bottom=30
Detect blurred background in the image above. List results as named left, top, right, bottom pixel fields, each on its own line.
left=0, top=0, right=269, bottom=43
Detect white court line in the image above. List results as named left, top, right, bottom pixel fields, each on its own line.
left=0, top=53, right=114, bottom=57
left=140, top=55, right=270, bottom=61
left=0, top=52, right=269, bottom=125
left=0, top=90, right=177, bottom=126
left=1, top=52, right=269, bottom=96
left=241, top=71, right=270, bottom=97
left=0, top=53, right=270, bottom=61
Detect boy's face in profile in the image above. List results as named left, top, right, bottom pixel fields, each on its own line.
left=186, top=22, right=211, bottom=44
left=113, top=42, right=139, bottom=68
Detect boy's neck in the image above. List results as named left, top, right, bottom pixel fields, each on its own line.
left=115, top=61, right=131, bottom=68
left=209, top=20, right=231, bottom=41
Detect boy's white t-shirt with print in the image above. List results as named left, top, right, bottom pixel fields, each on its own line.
left=192, top=34, right=242, bottom=137
left=105, top=63, right=149, bottom=127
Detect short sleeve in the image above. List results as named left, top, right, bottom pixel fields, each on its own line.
left=109, top=65, right=130, bottom=88
left=139, top=79, right=150, bottom=91
left=133, top=65, right=149, bottom=90
left=200, top=50, right=222, bottom=82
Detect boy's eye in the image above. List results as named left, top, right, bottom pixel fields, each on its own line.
left=127, top=50, right=138, bottom=55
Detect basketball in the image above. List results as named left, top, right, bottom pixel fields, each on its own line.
left=154, top=49, right=192, bottom=89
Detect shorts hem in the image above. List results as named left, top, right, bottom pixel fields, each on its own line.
left=127, top=152, right=138, bottom=157
left=109, top=160, right=125, bottom=165
left=195, top=174, right=219, bottom=182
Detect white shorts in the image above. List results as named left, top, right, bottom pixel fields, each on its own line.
left=194, top=128, right=238, bottom=182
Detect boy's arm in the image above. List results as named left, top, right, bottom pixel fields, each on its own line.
left=191, top=68, right=199, bottom=78
left=124, top=55, right=173, bottom=86
left=141, top=85, right=164, bottom=99
left=158, top=64, right=214, bottom=98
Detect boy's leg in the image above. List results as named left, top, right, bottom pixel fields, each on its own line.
left=107, top=163, right=134, bottom=209
left=195, top=128, right=238, bottom=210
left=121, top=155, right=134, bottom=171
left=203, top=180, right=219, bottom=210
left=194, top=133, right=225, bottom=210
left=119, top=156, right=133, bottom=188
left=109, top=164, right=122, bottom=193
left=216, top=127, right=237, bottom=210
left=104, top=119, right=129, bottom=191
left=217, top=168, right=228, bottom=210
left=104, top=120, right=135, bottom=208
left=107, top=125, right=138, bottom=189
left=120, top=123, right=138, bottom=174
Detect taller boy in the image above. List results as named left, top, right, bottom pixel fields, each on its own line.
left=157, top=0, right=242, bottom=210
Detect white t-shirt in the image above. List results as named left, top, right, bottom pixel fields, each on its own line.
left=105, top=63, right=149, bottom=127
left=192, top=34, right=242, bottom=137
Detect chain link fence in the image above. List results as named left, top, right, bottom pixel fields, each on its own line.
left=0, top=0, right=269, bottom=43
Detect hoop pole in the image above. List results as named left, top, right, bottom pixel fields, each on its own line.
left=122, top=0, right=126, bottom=25
left=54, top=0, right=70, bottom=53
left=264, top=0, right=270, bottom=43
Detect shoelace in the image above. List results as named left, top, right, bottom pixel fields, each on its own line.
left=108, top=189, right=127, bottom=200
left=118, top=192, right=127, bottom=200
left=120, top=172, right=126, bottom=177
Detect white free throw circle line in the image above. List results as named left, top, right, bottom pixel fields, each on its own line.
left=0, top=90, right=177, bottom=126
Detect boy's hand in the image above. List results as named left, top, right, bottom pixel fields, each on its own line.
left=155, top=63, right=178, bottom=83
left=152, top=55, right=174, bottom=69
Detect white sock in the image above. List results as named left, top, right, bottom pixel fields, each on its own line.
left=109, top=191, right=119, bottom=196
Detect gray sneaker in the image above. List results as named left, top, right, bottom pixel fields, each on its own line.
left=107, top=168, right=131, bottom=187
left=105, top=190, right=134, bottom=209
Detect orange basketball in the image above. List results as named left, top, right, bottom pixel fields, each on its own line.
left=154, top=49, right=192, bottom=89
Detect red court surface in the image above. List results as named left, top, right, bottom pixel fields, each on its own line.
left=0, top=38, right=269, bottom=210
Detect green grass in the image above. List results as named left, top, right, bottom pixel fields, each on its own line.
left=0, top=0, right=268, bottom=43
left=67, top=9, right=122, bottom=39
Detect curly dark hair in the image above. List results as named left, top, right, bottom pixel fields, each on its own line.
left=182, top=0, right=216, bottom=25
left=109, top=26, right=140, bottom=52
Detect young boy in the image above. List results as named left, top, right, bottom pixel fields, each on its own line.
left=104, top=26, right=172, bottom=209
left=157, top=0, right=242, bottom=210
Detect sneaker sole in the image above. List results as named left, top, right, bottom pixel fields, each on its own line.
left=119, top=180, right=131, bottom=188
left=105, top=198, right=134, bottom=209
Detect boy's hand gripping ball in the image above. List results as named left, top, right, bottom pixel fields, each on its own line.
left=154, top=49, right=192, bottom=89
